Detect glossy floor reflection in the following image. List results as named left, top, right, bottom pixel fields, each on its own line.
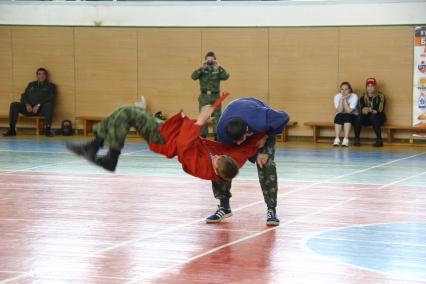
left=0, top=138, right=425, bottom=283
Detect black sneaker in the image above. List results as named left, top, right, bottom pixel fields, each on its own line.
left=354, top=138, right=360, bottom=147
left=2, top=128, right=16, bottom=137
left=373, top=139, right=383, bottom=147
left=66, top=141, right=98, bottom=163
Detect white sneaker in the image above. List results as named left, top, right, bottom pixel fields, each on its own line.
left=333, top=137, right=340, bottom=146
left=342, top=138, right=349, bottom=147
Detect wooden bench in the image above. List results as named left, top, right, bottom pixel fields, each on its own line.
left=75, top=116, right=104, bottom=136
left=304, top=121, right=426, bottom=144
left=386, top=125, right=426, bottom=143
left=276, top=121, right=297, bottom=142
left=0, top=114, right=44, bottom=135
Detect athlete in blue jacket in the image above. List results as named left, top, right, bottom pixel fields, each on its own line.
left=206, top=98, right=290, bottom=226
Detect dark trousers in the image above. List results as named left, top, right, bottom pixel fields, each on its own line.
left=93, top=106, right=165, bottom=150
left=354, top=113, right=385, bottom=139
left=9, top=102, right=54, bottom=128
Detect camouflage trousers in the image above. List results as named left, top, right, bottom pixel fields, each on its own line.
left=198, top=92, right=221, bottom=137
left=212, top=136, right=278, bottom=209
left=94, top=106, right=165, bottom=150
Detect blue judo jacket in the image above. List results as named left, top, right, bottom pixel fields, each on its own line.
left=217, top=98, right=290, bottom=145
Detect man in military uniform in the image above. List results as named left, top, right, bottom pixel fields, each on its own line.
left=191, top=51, right=229, bottom=138
left=3, top=67, right=57, bottom=137
left=205, top=98, right=290, bottom=226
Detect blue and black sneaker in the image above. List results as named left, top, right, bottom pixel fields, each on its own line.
left=206, top=206, right=233, bottom=223
left=266, top=208, right=280, bottom=226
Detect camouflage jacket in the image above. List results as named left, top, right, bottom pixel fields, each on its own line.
left=191, top=65, right=229, bottom=93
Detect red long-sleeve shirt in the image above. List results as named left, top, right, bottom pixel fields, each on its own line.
left=149, top=112, right=264, bottom=181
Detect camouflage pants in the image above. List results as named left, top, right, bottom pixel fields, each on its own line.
left=212, top=136, right=278, bottom=209
left=94, top=106, right=165, bottom=150
left=198, top=92, right=221, bottom=137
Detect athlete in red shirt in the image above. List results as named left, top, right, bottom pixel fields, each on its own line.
left=67, top=97, right=266, bottom=182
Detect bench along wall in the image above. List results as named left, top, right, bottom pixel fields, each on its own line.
left=0, top=26, right=414, bottom=137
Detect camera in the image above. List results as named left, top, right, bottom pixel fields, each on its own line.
left=206, top=60, right=214, bottom=66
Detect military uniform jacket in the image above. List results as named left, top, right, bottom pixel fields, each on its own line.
left=20, top=81, right=57, bottom=106
left=191, top=66, right=230, bottom=93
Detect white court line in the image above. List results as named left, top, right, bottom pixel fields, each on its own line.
left=122, top=151, right=425, bottom=283
left=0, top=271, right=134, bottom=284
left=0, top=148, right=152, bottom=155
left=24, top=152, right=426, bottom=258
left=297, top=170, right=426, bottom=284
left=83, top=152, right=426, bottom=261
left=0, top=271, right=28, bottom=274
left=1, top=152, right=425, bottom=283
left=233, top=151, right=426, bottom=212
left=0, top=160, right=84, bottom=175
left=0, top=149, right=69, bottom=154
left=126, top=197, right=356, bottom=284
left=305, top=236, right=426, bottom=248
left=186, top=227, right=262, bottom=234
left=127, top=159, right=426, bottom=283
left=377, top=170, right=426, bottom=189
left=0, top=271, right=33, bottom=284
left=0, top=149, right=146, bottom=175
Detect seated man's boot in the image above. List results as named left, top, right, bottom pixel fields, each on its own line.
left=3, top=128, right=16, bottom=137
left=44, top=128, right=55, bottom=137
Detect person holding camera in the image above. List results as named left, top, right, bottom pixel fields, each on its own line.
left=191, top=51, right=230, bottom=138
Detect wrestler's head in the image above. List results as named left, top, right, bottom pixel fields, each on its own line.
left=226, top=118, right=251, bottom=145
left=212, top=155, right=239, bottom=181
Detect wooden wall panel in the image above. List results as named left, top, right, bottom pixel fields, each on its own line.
left=74, top=28, right=137, bottom=117
left=338, top=26, right=414, bottom=126
left=0, top=25, right=416, bottom=139
left=139, top=28, right=201, bottom=118
left=0, top=27, right=13, bottom=116
left=201, top=28, right=269, bottom=105
left=269, top=28, right=339, bottom=136
left=11, top=27, right=75, bottom=127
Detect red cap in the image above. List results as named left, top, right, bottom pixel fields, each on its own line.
left=366, top=78, right=376, bottom=86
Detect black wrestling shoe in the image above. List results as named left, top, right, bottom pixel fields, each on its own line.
left=2, top=128, right=16, bottom=137
left=94, top=150, right=120, bottom=172
left=66, top=141, right=98, bottom=162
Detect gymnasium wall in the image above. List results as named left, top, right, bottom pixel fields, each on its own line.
left=0, top=26, right=414, bottom=137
